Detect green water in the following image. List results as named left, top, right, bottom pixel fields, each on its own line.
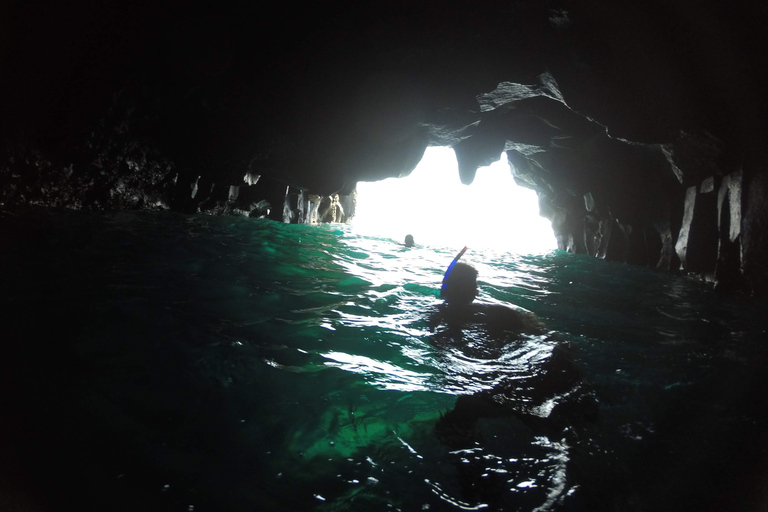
left=1, top=208, right=766, bottom=512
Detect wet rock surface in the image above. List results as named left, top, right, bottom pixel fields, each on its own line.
left=1, top=0, right=766, bottom=293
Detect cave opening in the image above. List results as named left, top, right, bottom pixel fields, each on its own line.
left=353, top=147, right=556, bottom=253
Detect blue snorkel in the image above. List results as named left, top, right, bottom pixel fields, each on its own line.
left=440, top=246, right=468, bottom=296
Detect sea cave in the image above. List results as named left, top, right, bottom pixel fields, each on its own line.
left=1, top=1, right=767, bottom=511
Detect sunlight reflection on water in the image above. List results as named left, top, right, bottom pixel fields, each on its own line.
left=5, top=209, right=764, bottom=512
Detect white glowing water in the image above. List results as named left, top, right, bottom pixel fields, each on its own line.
left=353, top=147, right=557, bottom=253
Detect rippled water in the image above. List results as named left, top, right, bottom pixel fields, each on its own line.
left=1, top=209, right=767, bottom=512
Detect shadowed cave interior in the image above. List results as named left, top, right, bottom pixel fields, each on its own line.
left=2, top=2, right=768, bottom=511
left=1, top=0, right=767, bottom=294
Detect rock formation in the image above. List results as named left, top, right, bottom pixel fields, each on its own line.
left=0, top=0, right=766, bottom=293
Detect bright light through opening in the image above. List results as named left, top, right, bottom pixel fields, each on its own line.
left=352, top=147, right=556, bottom=253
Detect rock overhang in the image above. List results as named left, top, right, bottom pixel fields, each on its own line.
left=1, top=0, right=767, bottom=292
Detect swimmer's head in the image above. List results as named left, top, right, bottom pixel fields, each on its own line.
left=440, top=262, right=478, bottom=305
left=404, top=234, right=414, bottom=247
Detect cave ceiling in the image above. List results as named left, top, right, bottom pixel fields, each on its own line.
left=2, top=0, right=765, bottom=196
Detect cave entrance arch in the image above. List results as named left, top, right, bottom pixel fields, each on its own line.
left=353, top=147, right=556, bottom=253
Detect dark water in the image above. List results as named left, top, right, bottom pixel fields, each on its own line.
left=1, top=209, right=767, bottom=512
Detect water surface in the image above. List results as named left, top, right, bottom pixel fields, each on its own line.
left=1, top=209, right=766, bottom=512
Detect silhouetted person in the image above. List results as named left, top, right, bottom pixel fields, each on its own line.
left=428, top=249, right=596, bottom=509
left=404, top=234, right=415, bottom=247
left=429, top=258, right=545, bottom=335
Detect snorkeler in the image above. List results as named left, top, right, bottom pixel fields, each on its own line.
left=404, top=234, right=415, bottom=247
left=429, top=247, right=545, bottom=335
left=430, top=248, right=595, bottom=507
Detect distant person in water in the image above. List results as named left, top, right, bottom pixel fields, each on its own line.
left=429, top=248, right=545, bottom=336
left=404, top=234, right=415, bottom=247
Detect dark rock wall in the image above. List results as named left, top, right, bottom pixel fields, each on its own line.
left=1, top=0, right=766, bottom=293
left=741, top=140, right=768, bottom=295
